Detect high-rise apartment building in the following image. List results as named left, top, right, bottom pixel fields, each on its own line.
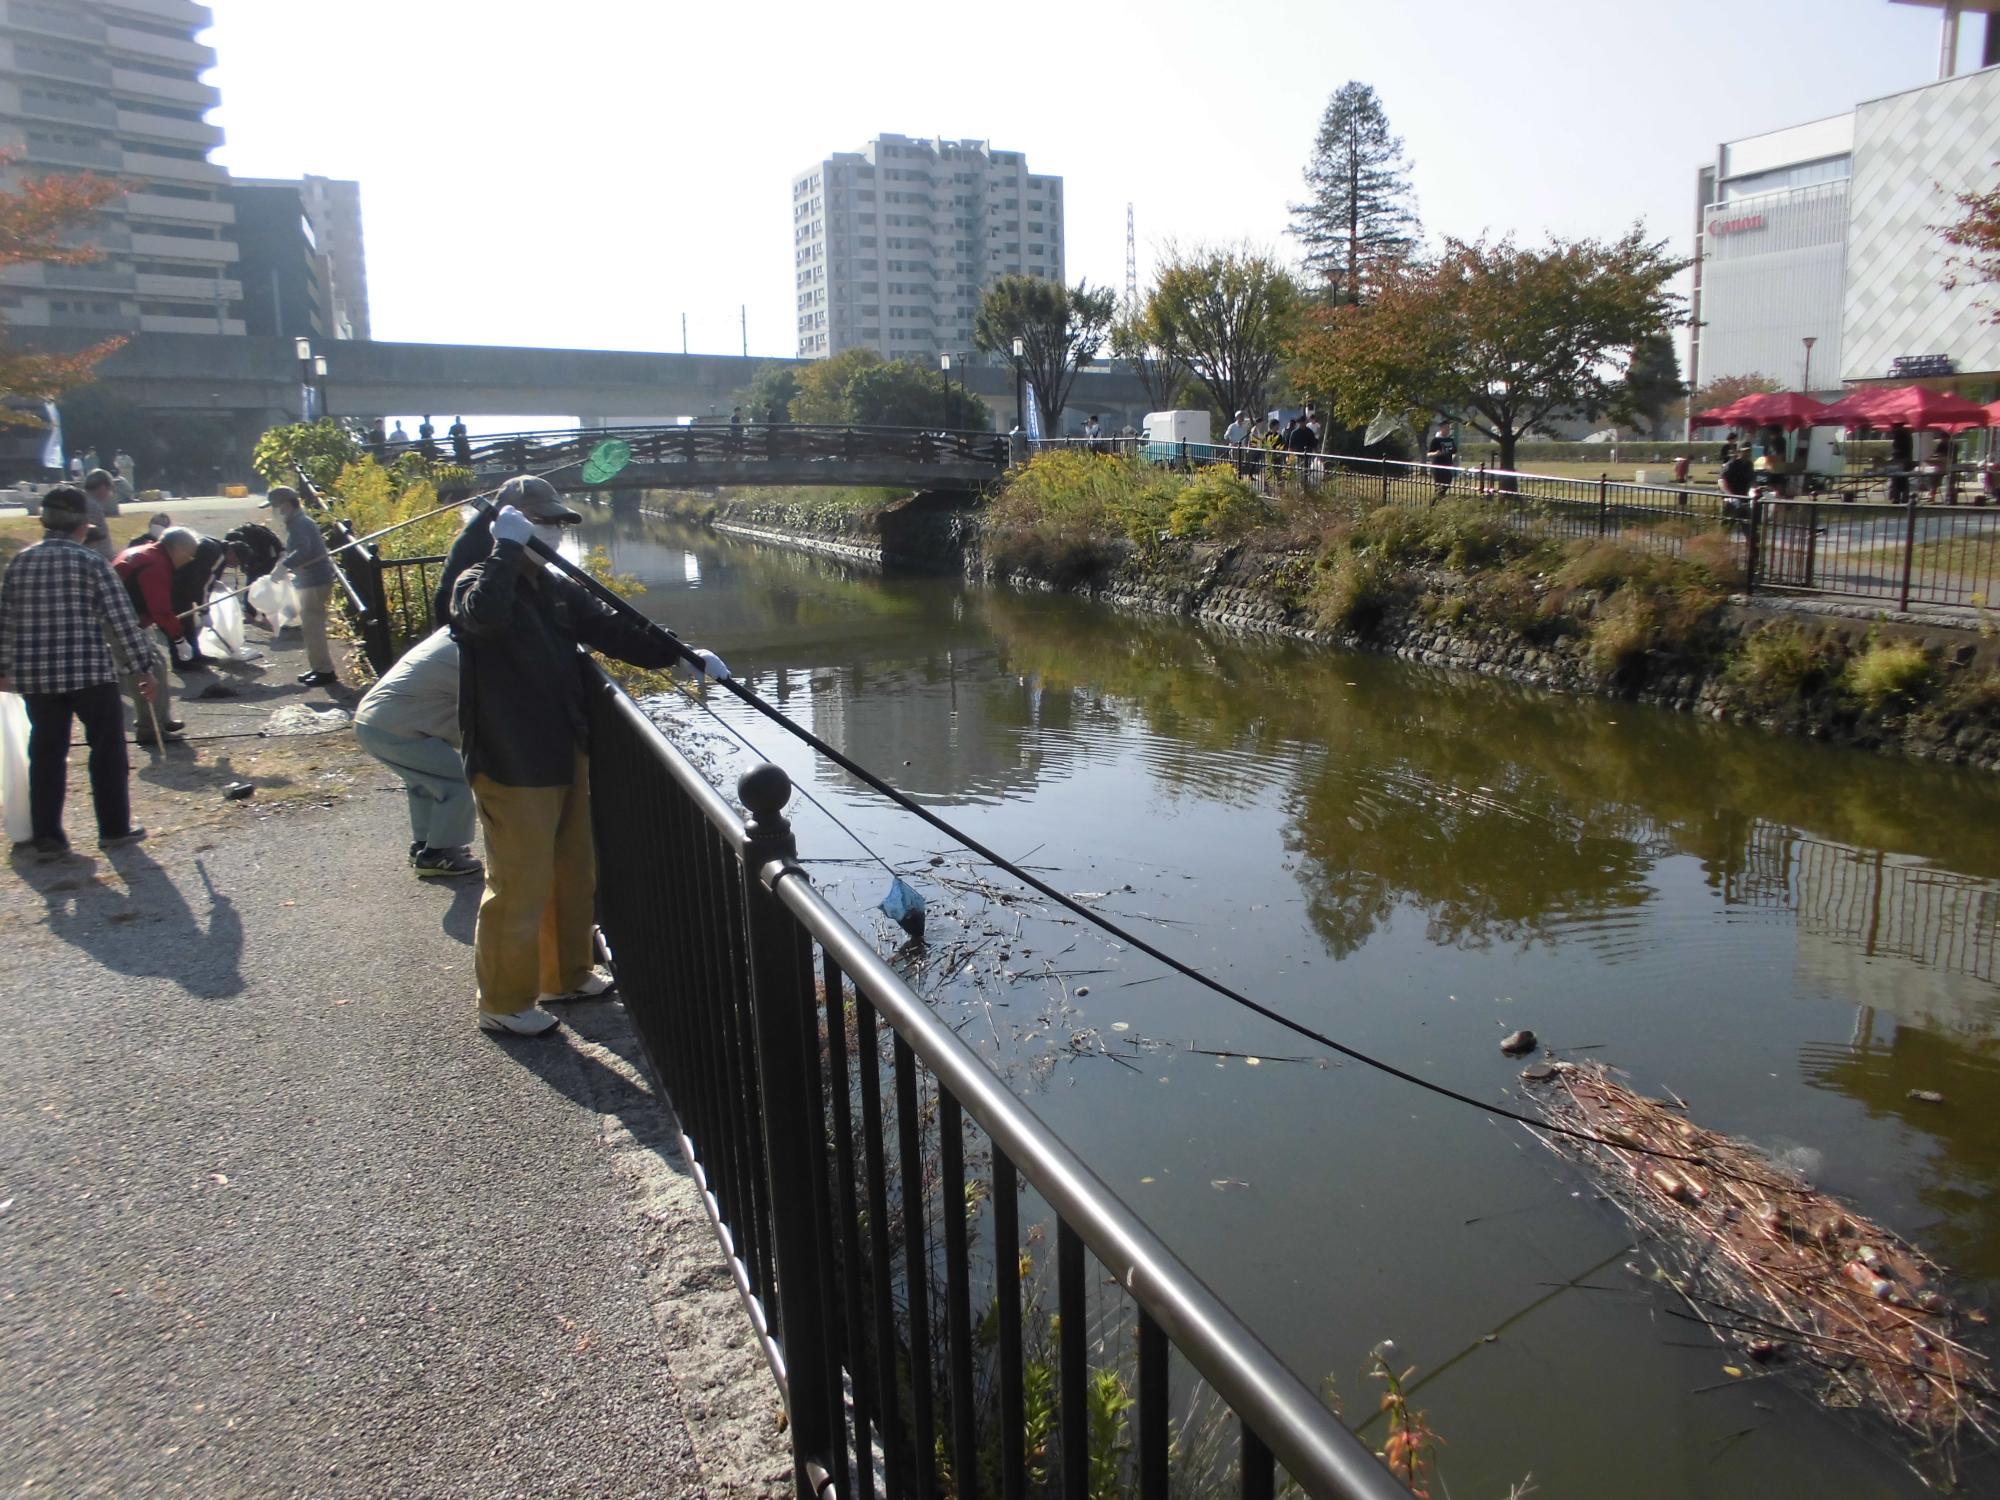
left=793, top=135, right=1064, bottom=360
left=0, top=0, right=243, bottom=335
left=238, top=173, right=368, bottom=339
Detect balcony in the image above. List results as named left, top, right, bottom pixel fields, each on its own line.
left=103, top=25, right=214, bottom=69
left=101, top=0, right=213, bottom=29
left=0, top=43, right=113, bottom=88
left=22, top=135, right=121, bottom=171
left=123, top=191, right=231, bottom=226
left=139, top=312, right=241, bottom=335
left=120, top=149, right=224, bottom=185
left=116, top=108, right=222, bottom=150
left=50, top=306, right=140, bottom=333
left=109, top=68, right=218, bottom=109
left=130, top=231, right=235, bottom=262
left=17, top=261, right=137, bottom=292
left=8, top=90, right=117, bottom=129
left=135, top=270, right=237, bottom=301
left=0, top=1, right=105, bottom=43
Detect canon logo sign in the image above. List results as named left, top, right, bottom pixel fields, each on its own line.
left=1707, top=214, right=1767, bottom=237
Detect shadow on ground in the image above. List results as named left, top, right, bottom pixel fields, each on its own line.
left=13, top=845, right=244, bottom=999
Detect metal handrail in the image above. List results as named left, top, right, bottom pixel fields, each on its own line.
left=770, top=868, right=1408, bottom=1500
left=585, top=662, right=1405, bottom=1499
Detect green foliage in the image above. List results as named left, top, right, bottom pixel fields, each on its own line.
left=1292, top=227, right=1689, bottom=471
left=1147, top=245, right=1305, bottom=422
left=975, top=274, right=1118, bottom=435
left=1086, top=1369, right=1134, bottom=1499
left=1166, top=465, right=1267, bottom=542
left=1622, top=332, right=1684, bottom=437
left=252, top=417, right=365, bottom=490
left=740, top=361, right=801, bottom=421
left=788, top=345, right=987, bottom=429
left=1310, top=546, right=1401, bottom=633
left=1845, top=638, right=1932, bottom=713
left=1289, top=80, right=1419, bottom=305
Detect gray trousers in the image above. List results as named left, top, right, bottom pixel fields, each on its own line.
left=352, top=720, right=476, bottom=849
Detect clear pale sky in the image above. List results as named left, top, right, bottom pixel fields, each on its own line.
left=205, top=0, right=1974, bottom=365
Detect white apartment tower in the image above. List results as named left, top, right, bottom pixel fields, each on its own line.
left=0, top=0, right=242, bottom=335
left=793, top=135, right=1065, bottom=360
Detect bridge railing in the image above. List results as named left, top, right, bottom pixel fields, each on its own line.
left=377, top=422, right=1010, bottom=479
left=584, top=664, right=1406, bottom=1500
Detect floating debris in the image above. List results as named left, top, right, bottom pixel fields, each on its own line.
left=1522, top=1059, right=1996, bottom=1462
left=1500, top=1028, right=1538, bottom=1056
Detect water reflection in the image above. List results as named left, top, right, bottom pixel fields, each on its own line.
left=586, top=512, right=2000, bottom=1497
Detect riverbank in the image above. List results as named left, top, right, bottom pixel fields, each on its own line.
left=632, top=471, right=2000, bottom=773
left=1, top=618, right=790, bottom=1498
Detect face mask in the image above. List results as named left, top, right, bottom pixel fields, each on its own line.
left=531, top=523, right=568, bottom=552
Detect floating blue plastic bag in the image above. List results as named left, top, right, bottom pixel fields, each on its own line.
left=878, top=875, right=927, bottom=940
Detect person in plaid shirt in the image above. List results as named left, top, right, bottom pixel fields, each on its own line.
left=0, top=486, right=158, bottom=858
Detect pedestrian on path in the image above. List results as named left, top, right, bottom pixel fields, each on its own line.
left=263, top=486, right=339, bottom=687
left=1426, top=421, right=1458, bottom=502
left=79, top=469, right=120, bottom=561
left=448, top=477, right=682, bottom=1036
left=112, top=527, right=198, bottom=745
left=353, top=625, right=482, bottom=880
left=0, top=486, right=156, bottom=857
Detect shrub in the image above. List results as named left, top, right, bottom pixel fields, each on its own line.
left=1167, top=465, right=1267, bottom=542
left=1680, top=530, right=1747, bottom=591
left=1583, top=590, right=1660, bottom=676
left=1727, top=623, right=1839, bottom=706
left=1845, top=639, right=1932, bottom=713
left=1310, top=548, right=1401, bottom=633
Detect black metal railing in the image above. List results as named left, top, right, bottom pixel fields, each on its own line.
left=585, top=665, right=1405, bottom=1500
left=326, top=520, right=396, bottom=674
left=1750, top=497, right=2000, bottom=611
left=372, top=422, right=1011, bottom=484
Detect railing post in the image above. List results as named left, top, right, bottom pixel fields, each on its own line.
left=1744, top=500, right=1761, bottom=595
left=1597, top=473, right=1609, bottom=537
left=736, top=763, right=839, bottom=1498
left=1898, top=492, right=1920, bottom=611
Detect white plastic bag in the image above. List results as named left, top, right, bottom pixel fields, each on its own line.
left=0, top=692, right=32, bottom=844
left=199, top=584, right=248, bottom=660
left=246, top=571, right=302, bottom=631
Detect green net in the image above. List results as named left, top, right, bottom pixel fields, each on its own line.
left=580, top=439, right=632, bottom=486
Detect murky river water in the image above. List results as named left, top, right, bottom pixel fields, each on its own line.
left=585, top=510, right=2000, bottom=1498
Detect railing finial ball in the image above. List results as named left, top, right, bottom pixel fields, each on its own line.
left=738, top=761, right=794, bottom=823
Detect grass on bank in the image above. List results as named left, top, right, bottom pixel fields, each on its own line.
left=985, top=450, right=2000, bottom=736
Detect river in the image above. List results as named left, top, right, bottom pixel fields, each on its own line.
left=583, top=508, right=2000, bottom=1499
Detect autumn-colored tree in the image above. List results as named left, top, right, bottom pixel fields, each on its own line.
left=1690, top=371, right=1780, bottom=416
left=1938, top=163, right=2000, bottom=323
left=0, top=152, right=127, bottom=425
left=790, top=347, right=884, bottom=425
left=1291, top=228, right=1687, bottom=477
left=1109, top=304, right=1188, bottom=413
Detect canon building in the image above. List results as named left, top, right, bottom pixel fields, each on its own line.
left=1689, top=2, right=2000, bottom=408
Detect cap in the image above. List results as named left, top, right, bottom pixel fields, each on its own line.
left=41, top=486, right=89, bottom=530
left=260, top=485, right=298, bottom=509
left=496, top=474, right=582, bottom=525
left=81, top=467, right=115, bottom=493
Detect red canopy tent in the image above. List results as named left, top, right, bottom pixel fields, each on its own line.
left=1690, top=391, right=1827, bottom=430
left=1814, top=385, right=1992, bottom=430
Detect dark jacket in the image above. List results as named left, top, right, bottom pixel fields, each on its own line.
left=224, top=522, right=285, bottom=583
left=448, top=539, right=680, bottom=786
left=433, top=509, right=494, bottom=628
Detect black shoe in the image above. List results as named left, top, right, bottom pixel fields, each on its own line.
left=133, top=731, right=185, bottom=747
left=413, top=846, right=483, bottom=880
left=161, top=719, right=186, bottom=733
left=298, top=671, right=338, bottom=688
left=409, top=840, right=423, bottom=866
left=26, top=834, right=70, bottom=862
left=100, top=826, right=147, bottom=848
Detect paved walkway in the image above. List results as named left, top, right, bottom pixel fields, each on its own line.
left=1, top=618, right=790, bottom=1497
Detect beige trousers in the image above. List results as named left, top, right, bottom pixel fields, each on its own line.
left=296, top=582, right=335, bottom=675
left=470, top=751, right=597, bottom=1016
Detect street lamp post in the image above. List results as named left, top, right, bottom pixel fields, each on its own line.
left=1012, top=337, right=1025, bottom=431
left=939, top=353, right=953, bottom=430
left=1801, top=336, right=1817, bottom=395
left=294, top=337, right=316, bottom=420
left=313, top=354, right=328, bottom=422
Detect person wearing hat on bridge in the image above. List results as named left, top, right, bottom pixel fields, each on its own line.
left=0, top=486, right=158, bottom=857
left=447, top=475, right=684, bottom=1037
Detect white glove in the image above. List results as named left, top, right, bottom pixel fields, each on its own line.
left=693, top=648, right=732, bottom=682
left=490, top=505, right=533, bottom=546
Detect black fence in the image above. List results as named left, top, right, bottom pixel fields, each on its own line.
left=1751, top=498, right=2000, bottom=611
left=584, top=666, right=1406, bottom=1500
left=328, top=524, right=446, bottom=673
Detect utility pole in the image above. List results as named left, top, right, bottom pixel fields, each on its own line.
left=1124, top=203, right=1138, bottom=320
left=682, top=312, right=688, bottom=355
left=740, top=305, right=747, bottom=358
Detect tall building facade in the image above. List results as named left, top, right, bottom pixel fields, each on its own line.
left=238, top=173, right=368, bottom=339
left=0, top=0, right=243, bottom=335
left=793, top=135, right=1064, bottom=360
left=1690, top=27, right=2000, bottom=402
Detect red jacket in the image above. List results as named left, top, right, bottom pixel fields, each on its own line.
left=113, top=541, right=183, bottom=639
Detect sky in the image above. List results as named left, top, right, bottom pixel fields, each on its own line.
left=204, top=0, right=1980, bottom=371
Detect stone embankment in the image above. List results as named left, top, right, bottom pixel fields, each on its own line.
left=638, top=490, right=2000, bottom=773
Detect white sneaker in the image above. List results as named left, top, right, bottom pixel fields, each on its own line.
left=539, top=968, right=616, bottom=1006
left=477, top=1005, right=560, bottom=1037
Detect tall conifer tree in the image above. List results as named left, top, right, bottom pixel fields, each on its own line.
left=1289, top=82, right=1420, bottom=305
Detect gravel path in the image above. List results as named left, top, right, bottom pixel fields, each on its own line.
left=1, top=615, right=789, bottom=1498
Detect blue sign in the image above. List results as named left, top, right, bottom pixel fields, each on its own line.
left=1022, top=381, right=1043, bottom=444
